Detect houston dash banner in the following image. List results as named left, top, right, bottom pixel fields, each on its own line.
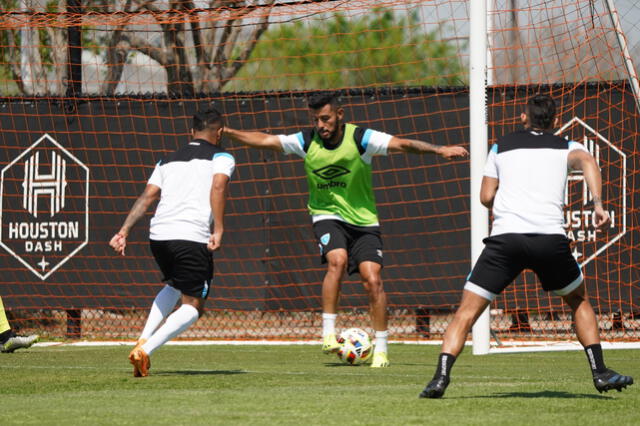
left=0, top=84, right=638, bottom=312
left=1, top=134, right=89, bottom=280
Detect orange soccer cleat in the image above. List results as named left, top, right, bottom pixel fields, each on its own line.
left=128, top=346, right=150, bottom=377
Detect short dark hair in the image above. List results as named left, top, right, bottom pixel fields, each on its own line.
left=525, top=94, right=556, bottom=130
left=193, top=108, right=223, bottom=131
left=308, top=92, right=340, bottom=110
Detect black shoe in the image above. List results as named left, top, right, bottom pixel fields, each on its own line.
left=419, top=376, right=450, bottom=399
left=593, top=368, right=634, bottom=393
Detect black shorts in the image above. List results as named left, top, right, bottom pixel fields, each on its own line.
left=312, top=220, right=383, bottom=275
left=466, top=233, right=582, bottom=299
left=149, top=239, right=213, bottom=299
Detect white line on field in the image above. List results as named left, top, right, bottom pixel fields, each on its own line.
left=31, top=340, right=640, bottom=352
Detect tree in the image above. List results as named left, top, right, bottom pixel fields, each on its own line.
left=226, top=8, right=466, bottom=91
left=0, top=0, right=276, bottom=96
left=98, top=0, right=275, bottom=95
left=0, top=0, right=68, bottom=95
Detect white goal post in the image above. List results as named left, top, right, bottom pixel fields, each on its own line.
left=469, top=0, right=490, bottom=355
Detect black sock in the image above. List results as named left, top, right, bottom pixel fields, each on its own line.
left=584, top=344, right=606, bottom=375
left=434, top=352, right=457, bottom=379
left=0, top=329, right=14, bottom=344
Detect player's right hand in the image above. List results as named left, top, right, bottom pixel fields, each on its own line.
left=208, top=231, right=222, bottom=252
left=109, top=232, right=127, bottom=256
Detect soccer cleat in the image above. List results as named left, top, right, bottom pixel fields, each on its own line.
left=322, top=333, right=341, bottom=354
left=370, top=351, right=390, bottom=368
left=133, top=338, right=147, bottom=349
left=419, top=376, right=450, bottom=399
left=593, top=368, right=634, bottom=393
left=129, top=347, right=150, bottom=377
left=129, top=339, right=149, bottom=377
left=1, top=334, right=38, bottom=353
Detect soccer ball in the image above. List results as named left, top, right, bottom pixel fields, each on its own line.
left=336, top=328, right=373, bottom=365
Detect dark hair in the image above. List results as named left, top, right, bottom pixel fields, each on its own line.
left=193, top=108, right=223, bottom=131
left=308, top=92, right=340, bottom=110
left=525, top=94, right=556, bottom=130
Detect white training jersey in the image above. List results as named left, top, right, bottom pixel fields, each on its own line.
left=484, top=129, right=588, bottom=236
left=147, top=139, right=235, bottom=243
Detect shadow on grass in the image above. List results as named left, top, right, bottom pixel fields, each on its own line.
left=324, top=362, right=424, bottom=367
left=155, top=369, right=247, bottom=376
left=324, top=362, right=368, bottom=367
left=475, top=390, right=613, bottom=400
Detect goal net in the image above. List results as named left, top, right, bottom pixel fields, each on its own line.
left=0, top=0, right=638, bottom=344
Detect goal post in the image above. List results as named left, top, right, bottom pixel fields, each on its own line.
left=469, top=0, right=491, bottom=355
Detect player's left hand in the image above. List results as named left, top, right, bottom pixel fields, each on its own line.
left=439, top=145, right=469, bottom=160
left=109, top=232, right=127, bottom=256
left=208, top=231, right=222, bottom=252
left=593, top=205, right=611, bottom=230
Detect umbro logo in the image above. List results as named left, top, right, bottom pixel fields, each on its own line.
left=312, top=165, right=350, bottom=180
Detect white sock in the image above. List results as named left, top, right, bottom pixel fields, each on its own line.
left=139, top=285, right=181, bottom=341
left=322, top=313, right=337, bottom=337
left=141, top=304, right=199, bottom=356
left=374, top=330, right=389, bottom=354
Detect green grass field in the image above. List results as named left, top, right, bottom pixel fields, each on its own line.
left=1, top=344, right=638, bottom=425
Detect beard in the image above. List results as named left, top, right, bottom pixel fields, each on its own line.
left=316, top=122, right=341, bottom=143
left=318, top=130, right=333, bottom=142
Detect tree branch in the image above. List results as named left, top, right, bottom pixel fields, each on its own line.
left=182, top=0, right=207, bottom=66
left=103, top=0, right=133, bottom=95
left=6, top=29, right=25, bottom=93
left=220, top=1, right=274, bottom=86
left=125, top=33, right=170, bottom=66
left=45, top=0, right=68, bottom=95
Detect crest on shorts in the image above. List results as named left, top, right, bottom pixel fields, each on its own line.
left=320, top=233, right=331, bottom=245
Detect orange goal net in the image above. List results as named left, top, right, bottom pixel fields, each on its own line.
left=0, top=0, right=638, bottom=343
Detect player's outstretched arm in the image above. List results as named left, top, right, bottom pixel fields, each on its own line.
left=223, top=127, right=284, bottom=151
left=109, top=184, right=161, bottom=256
left=568, top=149, right=610, bottom=229
left=387, top=137, right=468, bottom=159
left=208, top=173, right=230, bottom=252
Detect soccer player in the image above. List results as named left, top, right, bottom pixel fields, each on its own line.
left=109, top=108, right=235, bottom=377
left=223, top=92, right=468, bottom=368
left=0, top=296, right=38, bottom=353
left=419, top=94, right=634, bottom=398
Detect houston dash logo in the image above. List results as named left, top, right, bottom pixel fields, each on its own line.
left=555, top=117, right=626, bottom=267
left=0, top=134, right=89, bottom=280
left=23, top=151, right=68, bottom=217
